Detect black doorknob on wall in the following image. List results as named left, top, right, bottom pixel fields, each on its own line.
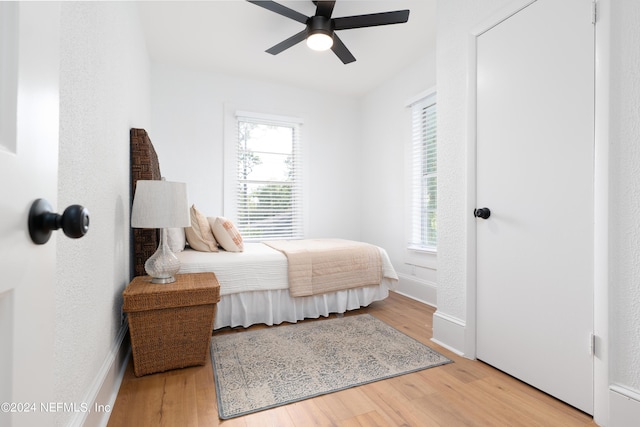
left=28, top=198, right=90, bottom=245
left=474, top=207, right=491, bottom=219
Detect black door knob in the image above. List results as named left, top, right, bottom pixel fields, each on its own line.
left=28, top=198, right=90, bottom=245
left=474, top=207, right=491, bottom=219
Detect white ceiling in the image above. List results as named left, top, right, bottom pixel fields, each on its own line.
left=138, top=0, right=436, bottom=96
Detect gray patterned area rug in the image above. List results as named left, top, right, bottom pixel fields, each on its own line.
left=210, top=314, right=452, bottom=419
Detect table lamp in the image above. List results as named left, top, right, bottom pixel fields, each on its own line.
left=131, top=179, right=190, bottom=283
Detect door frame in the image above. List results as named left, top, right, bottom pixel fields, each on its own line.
left=463, top=0, right=610, bottom=424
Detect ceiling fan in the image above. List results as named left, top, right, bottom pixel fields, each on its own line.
left=246, top=0, right=410, bottom=64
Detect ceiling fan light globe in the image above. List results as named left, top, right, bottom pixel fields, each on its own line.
left=307, top=33, right=333, bottom=51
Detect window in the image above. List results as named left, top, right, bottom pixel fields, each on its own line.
left=410, top=92, right=437, bottom=250
left=232, top=112, right=303, bottom=240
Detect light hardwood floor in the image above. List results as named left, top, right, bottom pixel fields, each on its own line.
left=107, top=291, right=597, bottom=426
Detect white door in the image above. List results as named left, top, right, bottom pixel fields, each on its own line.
left=476, top=0, right=594, bottom=414
left=0, top=3, right=60, bottom=426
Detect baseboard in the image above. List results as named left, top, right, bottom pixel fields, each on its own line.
left=395, top=273, right=437, bottom=307
left=610, top=385, right=640, bottom=427
left=431, top=310, right=465, bottom=356
left=68, top=322, right=130, bottom=427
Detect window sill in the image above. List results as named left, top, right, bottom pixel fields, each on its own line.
left=407, top=246, right=437, bottom=255
left=405, top=246, right=437, bottom=270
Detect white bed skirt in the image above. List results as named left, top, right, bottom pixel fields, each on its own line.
left=214, top=279, right=392, bottom=329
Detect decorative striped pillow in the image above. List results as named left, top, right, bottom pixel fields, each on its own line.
left=210, top=216, right=244, bottom=252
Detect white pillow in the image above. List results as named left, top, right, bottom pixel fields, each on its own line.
left=210, top=216, right=244, bottom=252
left=166, top=227, right=186, bottom=253
left=185, top=205, right=218, bottom=252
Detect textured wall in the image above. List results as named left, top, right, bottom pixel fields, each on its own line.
left=56, top=2, right=150, bottom=426
left=435, top=0, right=512, bottom=321
left=150, top=64, right=362, bottom=241
left=151, top=50, right=437, bottom=305
left=360, top=52, right=437, bottom=282
left=609, top=0, right=640, bottom=395
left=437, top=0, right=640, bottom=410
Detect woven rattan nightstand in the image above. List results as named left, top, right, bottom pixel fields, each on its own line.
left=122, top=272, right=220, bottom=376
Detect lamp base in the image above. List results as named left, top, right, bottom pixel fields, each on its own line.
left=150, top=276, right=176, bottom=284
left=145, top=228, right=180, bottom=284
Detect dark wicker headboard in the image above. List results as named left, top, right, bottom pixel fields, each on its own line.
left=130, top=128, right=161, bottom=277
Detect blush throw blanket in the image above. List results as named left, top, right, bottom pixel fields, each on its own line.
left=264, top=239, right=384, bottom=297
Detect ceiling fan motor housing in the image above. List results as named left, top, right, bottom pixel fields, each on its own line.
left=307, top=15, right=333, bottom=38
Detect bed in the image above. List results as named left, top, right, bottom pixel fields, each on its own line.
left=130, top=128, right=398, bottom=329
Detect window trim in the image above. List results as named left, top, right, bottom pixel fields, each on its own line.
left=407, top=88, right=437, bottom=252
left=223, top=107, right=304, bottom=241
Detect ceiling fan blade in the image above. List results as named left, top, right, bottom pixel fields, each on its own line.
left=247, top=0, right=309, bottom=24
left=266, top=29, right=308, bottom=55
left=331, top=33, right=356, bottom=64
left=315, top=1, right=335, bottom=18
left=333, top=10, right=410, bottom=30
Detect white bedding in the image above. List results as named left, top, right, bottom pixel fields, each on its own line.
left=176, top=242, right=289, bottom=295
left=175, top=242, right=398, bottom=329
left=176, top=242, right=398, bottom=296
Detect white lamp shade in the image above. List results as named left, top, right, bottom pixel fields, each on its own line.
left=131, top=180, right=191, bottom=229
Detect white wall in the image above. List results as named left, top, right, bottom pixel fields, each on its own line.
left=435, top=0, right=513, bottom=325
left=48, top=0, right=640, bottom=424
left=151, top=56, right=440, bottom=304
left=432, top=0, right=516, bottom=356
left=436, top=0, right=640, bottom=424
left=360, top=52, right=437, bottom=305
left=609, top=0, right=640, bottom=405
left=150, top=63, right=362, bottom=240
left=56, top=2, right=150, bottom=426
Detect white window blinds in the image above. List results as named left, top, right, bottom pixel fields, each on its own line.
left=410, top=93, right=437, bottom=250
left=233, top=112, right=303, bottom=240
